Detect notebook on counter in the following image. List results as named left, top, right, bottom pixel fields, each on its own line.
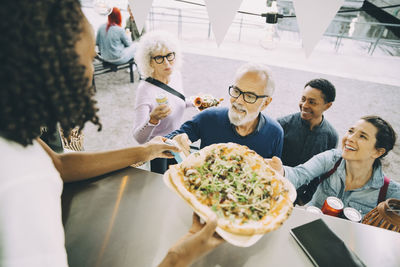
left=290, top=219, right=366, bottom=267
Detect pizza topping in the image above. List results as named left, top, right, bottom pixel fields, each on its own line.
left=168, top=143, right=294, bottom=237
left=182, top=148, right=287, bottom=223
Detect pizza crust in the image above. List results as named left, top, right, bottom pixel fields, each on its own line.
left=163, top=169, right=265, bottom=247
left=166, top=143, right=295, bottom=237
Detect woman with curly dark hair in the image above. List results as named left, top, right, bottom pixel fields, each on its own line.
left=0, top=0, right=177, bottom=179
left=0, top=1, right=222, bottom=266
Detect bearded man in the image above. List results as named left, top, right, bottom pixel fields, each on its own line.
left=165, top=62, right=283, bottom=166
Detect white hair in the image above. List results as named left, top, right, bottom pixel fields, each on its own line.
left=234, top=62, right=275, bottom=96
left=135, top=30, right=182, bottom=78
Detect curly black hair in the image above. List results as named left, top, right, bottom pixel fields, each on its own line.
left=304, top=78, right=336, bottom=103
left=0, top=0, right=101, bottom=146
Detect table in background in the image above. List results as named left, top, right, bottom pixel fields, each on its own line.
left=62, top=167, right=400, bottom=267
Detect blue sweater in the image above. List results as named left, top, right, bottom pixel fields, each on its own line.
left=165, top=107, right=283, bottom=158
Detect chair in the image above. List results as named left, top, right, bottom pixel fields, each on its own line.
left=92, top=54, right=136, bottom=89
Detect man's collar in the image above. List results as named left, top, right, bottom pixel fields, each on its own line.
left=300, top=114, right=325, bottom=130
left=255, top=113, right=266, bottom=132
left=230, top=113, right=265, bottom=137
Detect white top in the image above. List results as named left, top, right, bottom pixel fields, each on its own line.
left=0, top=137, right=68, bottom=267
left=132, top=72, right=193, bottom=144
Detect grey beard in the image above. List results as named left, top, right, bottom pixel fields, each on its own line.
left=228, top=108, right=244, bottom=126
left=228, top=106, right=259, bottom=126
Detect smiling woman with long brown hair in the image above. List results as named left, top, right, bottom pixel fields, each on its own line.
left=268, top=115, right=400, bottom=217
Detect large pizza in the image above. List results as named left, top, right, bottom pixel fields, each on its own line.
left=166, top=143, right=294, bottom=236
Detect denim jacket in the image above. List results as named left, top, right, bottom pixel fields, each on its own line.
left=284, top=149, right=400, bottom=217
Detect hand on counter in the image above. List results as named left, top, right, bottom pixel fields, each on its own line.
left=159, top=213, right=224, bottom=267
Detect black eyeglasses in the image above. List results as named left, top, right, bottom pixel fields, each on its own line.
left=152, top=52, right=175, bottom=64
left=228, top=85, right=268, bottom=104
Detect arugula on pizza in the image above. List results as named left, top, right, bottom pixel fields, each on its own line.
left=167, top=143, right=294, bottom=235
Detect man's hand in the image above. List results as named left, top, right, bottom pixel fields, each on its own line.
left=172, top=133, right=191, bottom=156
left=265, top=156, right=284, bottom=176
left=144, top=136, right=180, bottom=161
left=159, top=213, right=224, bottom=267
left=149, top=104, right=171, bottom=124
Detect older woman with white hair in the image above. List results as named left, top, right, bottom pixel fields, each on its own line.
left=132, top=30, right=194, bottom=173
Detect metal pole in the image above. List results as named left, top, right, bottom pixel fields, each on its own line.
left=369, top=25, right=385, bottom=56
left=335, top=23, right=345, bottom=52
left=208, top=22, right=211, bottom=39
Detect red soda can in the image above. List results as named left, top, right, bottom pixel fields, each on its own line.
left=321, top=196, right=344, bottom=217
left=342, top=207, right=362, bottom=222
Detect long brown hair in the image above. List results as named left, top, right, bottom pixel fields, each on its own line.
left=361, top=115, right=397, bottom=168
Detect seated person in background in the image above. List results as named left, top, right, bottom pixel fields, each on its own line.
left=0, top=1, right=221, bottom=266
left=167, top=62, right=283, bottom=160
left=132, top=30, right=194, bottom=174
left=278, top=78, right=338, bottom=204
left=268, top=115, right=400, bottom=218
left=96, top=7, right=136, bottom=64
left=125, top=4, right=145, bottom=41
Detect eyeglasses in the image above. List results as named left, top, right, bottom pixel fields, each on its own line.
left=152, top=52, right=175, bottom=64
left=228, top=85, right=268, bottom=104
